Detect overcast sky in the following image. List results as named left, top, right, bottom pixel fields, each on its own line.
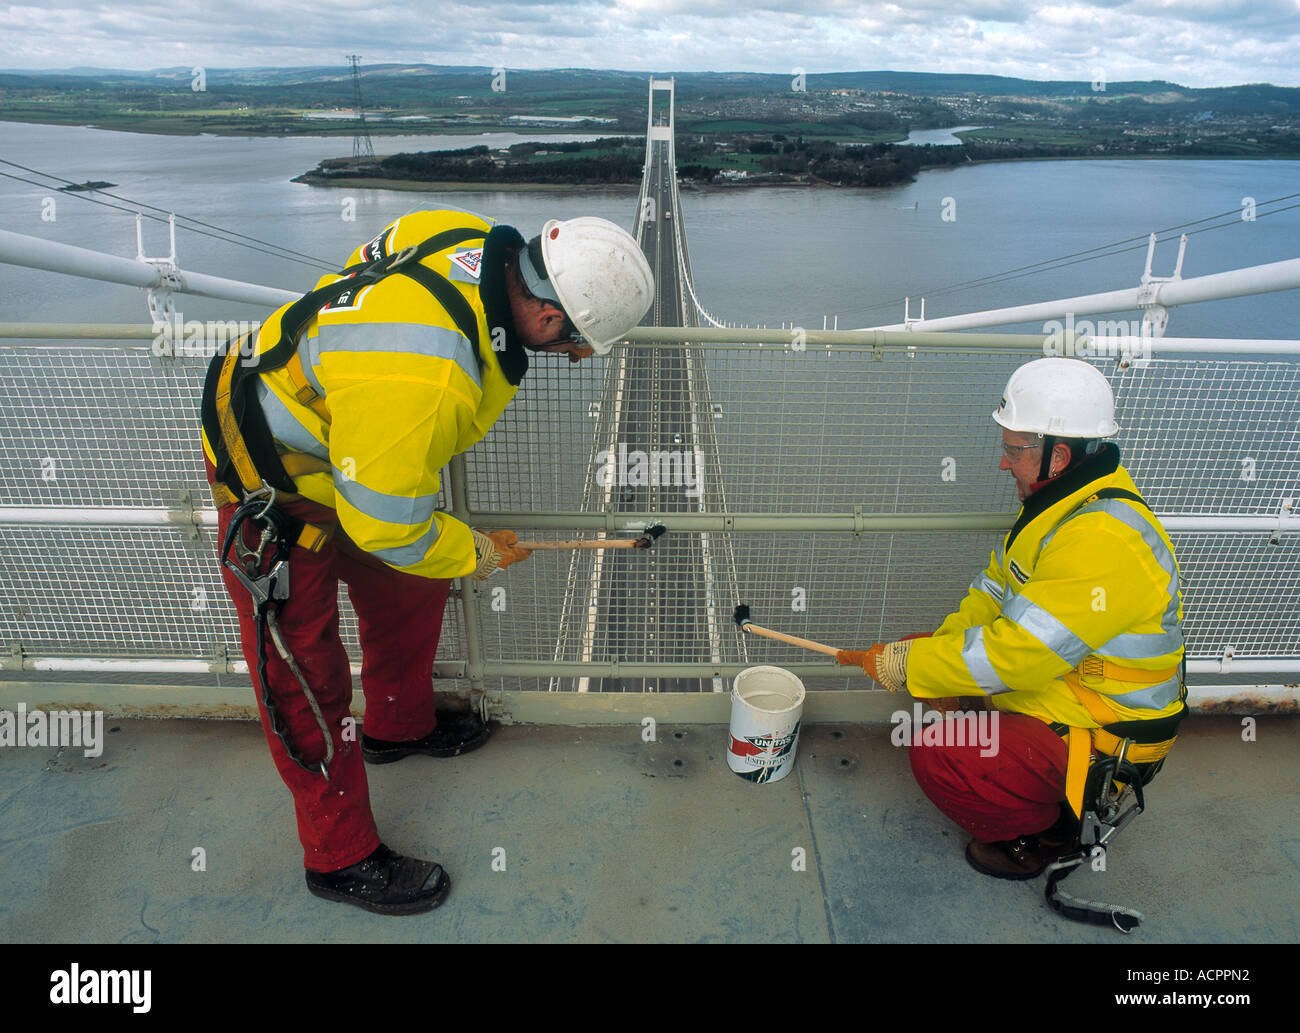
left=2, top=0, right=1299, bottom=88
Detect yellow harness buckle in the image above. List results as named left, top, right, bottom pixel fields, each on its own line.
left=286, top=353, right=331, bottom=421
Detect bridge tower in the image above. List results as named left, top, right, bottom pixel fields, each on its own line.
left=647, top=77, right=675, bottom=168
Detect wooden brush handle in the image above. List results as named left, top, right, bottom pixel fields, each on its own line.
left=515, top=539, right=640, bottom=551
left=744, top=623, right=841, bottom=657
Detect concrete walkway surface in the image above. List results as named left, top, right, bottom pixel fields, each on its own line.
left=1, top=715, right=1296, bottom=944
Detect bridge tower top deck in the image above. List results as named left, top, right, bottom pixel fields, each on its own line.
left=647, top=76, right=674, bottom=142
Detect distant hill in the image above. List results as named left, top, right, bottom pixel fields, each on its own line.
left=4, top=65, right=1298, bottom=139
left=2, top=65, right=1298, bottom=112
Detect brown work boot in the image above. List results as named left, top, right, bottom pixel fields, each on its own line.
left=965, top=832, right=1082, bottom=881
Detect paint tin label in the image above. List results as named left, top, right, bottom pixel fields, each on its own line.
left=727, top=665, right=806, bottom=784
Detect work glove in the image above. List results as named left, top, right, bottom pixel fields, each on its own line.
left=836, top=640, right=913, bottom=693
left=471, top=529, right=531, bottom=579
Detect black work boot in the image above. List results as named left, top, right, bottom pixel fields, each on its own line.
left=967, top=805, right=1086, bottom=878
left=305, top=844, right=450, bottom=915
left=965, top=803, right=1083, bottom=880
left=362, top=708, right=490, bottom=763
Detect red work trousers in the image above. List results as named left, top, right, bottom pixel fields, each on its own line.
left=908, top=708, right=1071, bottom=843
left=211, top=465, right=451, bottom=873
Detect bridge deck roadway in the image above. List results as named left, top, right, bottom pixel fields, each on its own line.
left=585, top=136, right=721, bottom=691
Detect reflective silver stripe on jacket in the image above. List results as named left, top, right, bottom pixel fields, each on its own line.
left=961, top=626, right=1013, bottom=694
left=1039, top=495, right=1183, bottom=640
left=995, top=542, right=1015, bottom=605
left=306, top=322, right=482, bottom=391
left=255, top=381, right=329, bottom=461
left=332, top=466, right=440, bottom=528
left=972, top=572, right=1004, bottom=604
left=1081, top=499, right=1183, bottom=635
left=1106, top=674, right=1183, bottom=712
left=368, top=522, right=443, bottom=568
left=1001, top=594, right=1093, bottom=667
left=1096, top=627, right=1184, bottom=660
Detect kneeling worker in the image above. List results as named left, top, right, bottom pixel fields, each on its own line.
left=202, top=210, right=653, bottom=914
left=838, top=357, right=1187, bottom=879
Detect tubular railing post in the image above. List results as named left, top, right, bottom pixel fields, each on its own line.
left=448, top=454, right=487, bottom=698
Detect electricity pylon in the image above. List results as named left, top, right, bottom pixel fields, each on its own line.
left=348, top=55, right=375, bottom=159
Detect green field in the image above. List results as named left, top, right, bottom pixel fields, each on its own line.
left=683, top=119, right=902, bottom=140
left=3, top=65, right=1295, bottom=162
left=961, top=125, right=1110, bottom=145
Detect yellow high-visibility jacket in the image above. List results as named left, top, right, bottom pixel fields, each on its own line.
left=202, top=210, right=528, bottom=579
left=906, top=444, right=1185, bottom=729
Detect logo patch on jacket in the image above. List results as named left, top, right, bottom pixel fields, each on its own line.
left=360, top=226, right=394, bottom=264
left=319, top=276, right=372, bottom=313
left=1008, top=558, right=1030, bottom=585
left=449, top=247, right=484, bottom=282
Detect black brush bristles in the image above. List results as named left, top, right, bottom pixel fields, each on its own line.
left=733, top=603, right=752, bottom=630
left=633, top=522, right=668, bottom=548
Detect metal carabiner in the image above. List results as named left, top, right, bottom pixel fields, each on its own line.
left=225, top=560, right=275, bottom=608
left=252, top=484, right=277, bottom=520
left=221, top=489, right=290, bottom=603
left=386, top=245, right=419, bottom=271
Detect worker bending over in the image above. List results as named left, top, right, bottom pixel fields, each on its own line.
left=202, top=210, right=653, bottom=915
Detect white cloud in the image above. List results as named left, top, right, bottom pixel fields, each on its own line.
left=0, top=0, right=1296, bottom=85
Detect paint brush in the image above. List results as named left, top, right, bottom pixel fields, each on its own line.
left=733, top=603, right=842, bottom=657
left=517, top=523, right=667, bottom=551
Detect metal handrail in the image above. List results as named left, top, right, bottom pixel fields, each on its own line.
left=1, top=506, right=1295, bottom=535
left=0, top=229, right=300, bottom=309
left=4, top=322, right=1300, bottom=355
left=3, top=326, right=1299, bottom=706
left=865, top=254, right=1300, bottom=333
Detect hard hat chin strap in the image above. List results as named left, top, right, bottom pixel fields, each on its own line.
left=519, top=237, right=565, bottom=308
left=1038, top=435, right=1057, bottom=483
left=1039, top=436, right=1102, bottom=482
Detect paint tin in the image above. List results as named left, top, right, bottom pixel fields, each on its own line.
left=727, top=665, right=806, bottom=783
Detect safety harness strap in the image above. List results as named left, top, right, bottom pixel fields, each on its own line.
left=397, top=260, right=484, bottom=369
left=211, top=336, right=264, bottom=493
left=261, top=226, right=485, bottom=375
left=285, top=353, right=331, bottom=422
left=202, top=226, right=488, bottom=534
left=1077, top=656, right=1181, bottom=684
left=1084, top=486, right=1151, bottom=511
left=1059, top=673, right=1187, bottom=817
left=1064, top=727, right=1092, bottom=820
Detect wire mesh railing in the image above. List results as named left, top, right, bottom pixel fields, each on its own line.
left=1, top=328, right=1298, bottom=698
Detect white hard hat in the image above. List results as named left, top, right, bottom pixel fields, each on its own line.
left=992, top=357, right=1119, bottom=438
left=522, top=217, right=654, bottom=355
